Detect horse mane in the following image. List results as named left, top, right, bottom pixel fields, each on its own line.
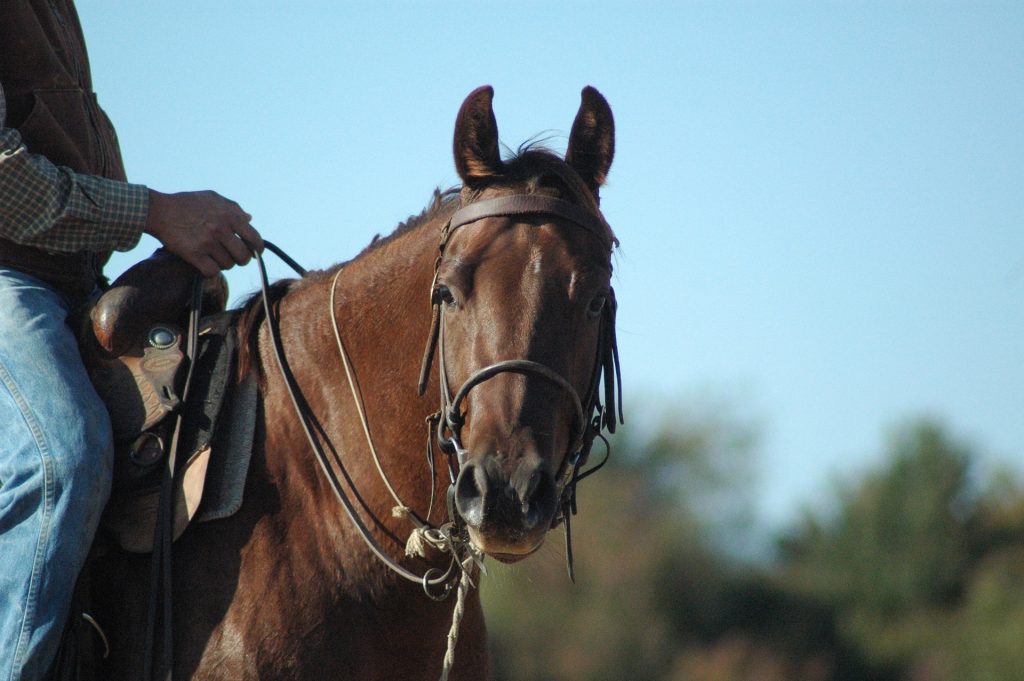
left=357, top=187, right=461, bottom=258
left=465, top=143, right=605, bottom=212
left=233, top=189, right=461, bottom=381
left=235, top=144, right=609, bottom=381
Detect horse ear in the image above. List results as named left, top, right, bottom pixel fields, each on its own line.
left=453, top=85, right=503, bottom=187
left=565, top=86, right=615, bottom=194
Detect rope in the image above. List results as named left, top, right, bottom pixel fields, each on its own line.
left=329, top=268, right=427, bottom=528
left=438, top=562, right=476, bottom=681
left=253, top=248, right=453, bottom=589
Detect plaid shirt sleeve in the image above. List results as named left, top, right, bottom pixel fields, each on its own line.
left=0, top=84, right=148, bottom=253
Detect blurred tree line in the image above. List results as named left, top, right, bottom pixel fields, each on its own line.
left=481, top=403, right=1024, bottom=681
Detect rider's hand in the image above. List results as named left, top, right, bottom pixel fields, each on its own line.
left=144, top=189, right=264, bottom=278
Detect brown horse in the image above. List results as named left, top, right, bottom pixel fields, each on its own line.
left=93, top=84, right=620, bottom=681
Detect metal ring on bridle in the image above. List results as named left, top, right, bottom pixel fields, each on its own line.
left=422, top=567, right=455, bottom=601
left=445, top=359, right=587, bottom=457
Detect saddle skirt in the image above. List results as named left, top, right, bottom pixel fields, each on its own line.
left=99, top=313, right=258, bottom=553
left=80, top=251, right=257, bottom=553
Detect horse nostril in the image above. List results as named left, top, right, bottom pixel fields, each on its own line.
left=520, top=473, right=540, bottom=515
left=456, top=456, right=557, bottom=533
left=517, top=470, right=555, bottom=531
left=454, top=462, right=486, bottom=528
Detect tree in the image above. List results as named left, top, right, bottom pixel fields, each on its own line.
left=780, top=421, right=973, bottom=614
left=777, top=419, right=1024, bottom=679
left=481, top=398, right=758, bottom=681
left=480, top=413, right=1024, bottom=681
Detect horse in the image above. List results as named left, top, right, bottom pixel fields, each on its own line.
left=90, top=84, right=620, bottom=681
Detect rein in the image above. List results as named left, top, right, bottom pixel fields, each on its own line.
left=249, top=192, right=621, bottom=676
left=141, top=277, right=203, bottom=681
left=253, top=242, right=474, bottom=600
left=254, top=242, right=478, bottom=681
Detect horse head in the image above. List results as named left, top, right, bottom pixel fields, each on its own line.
left=428, top=85, right=619, bottom=562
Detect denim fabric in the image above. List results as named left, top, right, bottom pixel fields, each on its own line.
left=0, top=268, right=113, bottom=681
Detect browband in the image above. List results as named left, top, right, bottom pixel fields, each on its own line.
left=444, top=195, right=616, bottom=253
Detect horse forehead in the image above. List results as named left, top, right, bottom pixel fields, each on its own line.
left=455, top=216, right=589, bottom=271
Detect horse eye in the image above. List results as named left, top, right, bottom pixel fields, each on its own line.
left=435, top=285, right=457, bottom=308
left=587, top=295, right=607, bottom=319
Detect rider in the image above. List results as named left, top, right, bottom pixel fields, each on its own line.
left=0, top=2, right=264, bottom=679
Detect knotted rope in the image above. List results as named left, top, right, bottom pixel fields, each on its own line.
left=438, top=560, right=477, bottom=681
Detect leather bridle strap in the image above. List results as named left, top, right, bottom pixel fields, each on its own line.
left=252, top=243, right=465, bottom=598
left=444, top=194, right=615, bottom=253
left=418, top=194, right=615, bottom=398
left=442, top=359, right=587, bottom=463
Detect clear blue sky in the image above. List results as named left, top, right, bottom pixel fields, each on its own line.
left=83, top=2, right=1023, bottom=529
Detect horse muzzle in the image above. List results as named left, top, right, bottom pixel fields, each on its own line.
left=441, top=359, right=587, bottom=559
left=454, top=452, right=559, bottom=561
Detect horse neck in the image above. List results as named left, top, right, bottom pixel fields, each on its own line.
left=258, top=212, right=450, bottom=571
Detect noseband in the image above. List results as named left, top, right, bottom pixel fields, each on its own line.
left=440, top=360, right=587, bottom=461
left=417, top=194, right=623, bottom=537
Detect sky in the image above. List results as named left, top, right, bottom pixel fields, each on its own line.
left=82, top=2, right=1023, bottom=530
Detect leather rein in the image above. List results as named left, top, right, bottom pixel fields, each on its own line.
left=254, top=193, right=622, bottom=596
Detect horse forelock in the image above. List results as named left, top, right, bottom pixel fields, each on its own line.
left=462, top=145, right=616, bottom=247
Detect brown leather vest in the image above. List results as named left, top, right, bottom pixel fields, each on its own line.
left=0, top=0, right=130, bottom=300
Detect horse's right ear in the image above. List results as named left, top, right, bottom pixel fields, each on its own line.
left=453, top=85, right=503, bottom=187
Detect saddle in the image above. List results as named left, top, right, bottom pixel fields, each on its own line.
left=79, top=249, right=254, bottom=553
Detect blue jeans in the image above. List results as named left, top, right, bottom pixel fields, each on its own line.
left=0, top=268, right=113, bottom=681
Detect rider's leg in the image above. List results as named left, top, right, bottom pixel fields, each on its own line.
left=0, top=268, right=114, bottom=681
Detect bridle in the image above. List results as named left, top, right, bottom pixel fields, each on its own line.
left=417, top=194, right=623, bottom=572
left=254, top=193, right=621, bottom=595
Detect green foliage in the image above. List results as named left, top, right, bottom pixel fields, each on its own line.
left=482, top=400, right=757, bottom=681
left=777, top=419, right=1024, bottom=677
left=953, top=547, right=1024, bottom=681
left=479, top=411, right=1024, bottom=681
left=779, top=422, right=973, bottom=619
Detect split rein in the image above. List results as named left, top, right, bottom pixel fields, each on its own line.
left=252, top=242, right=478, bottom=681
left=253, top=240, right=481, bottom=679
left=252, top=242, right=476, bottom=600
left=244, top=194, right=621, bottom=678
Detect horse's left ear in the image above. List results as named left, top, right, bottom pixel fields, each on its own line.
left=565, top=86, right=615, bottom=195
